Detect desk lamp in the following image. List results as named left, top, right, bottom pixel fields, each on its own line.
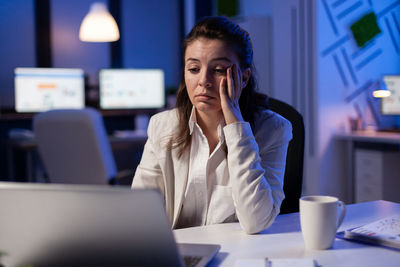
left=373, top=77, right=391, bottom=98
left=79, top=2, right=120, bottom=42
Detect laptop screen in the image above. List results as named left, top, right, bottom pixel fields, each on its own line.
left=99, top=69, right=165, bottom=110
left=14, top=67, right=85, bottom=113
left=0, top=184, right=184, bottom=267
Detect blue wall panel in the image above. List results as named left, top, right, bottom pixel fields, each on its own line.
left=122, top=0, right=181, bottom=89
left=0, top=0, right=181, bottom=109
left=319, top=0, right=400, bottom=129
left=51, top=0, right=109, bottom=86
left=0, top=0, right=36, bottom=108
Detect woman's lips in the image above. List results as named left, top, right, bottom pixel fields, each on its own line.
left=195, top=94, right=214, bottom=101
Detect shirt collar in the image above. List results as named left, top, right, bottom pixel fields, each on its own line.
left=188, top=107, right=226, bottom=142
left=188, top=106, right=196, bottom=135
left=217, top=119, right=226, bottom=143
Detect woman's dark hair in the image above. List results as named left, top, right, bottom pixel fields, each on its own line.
left=172, top=16, right=269, bottom=156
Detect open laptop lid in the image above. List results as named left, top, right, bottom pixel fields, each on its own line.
left=0, top=183, right=183, bottom=267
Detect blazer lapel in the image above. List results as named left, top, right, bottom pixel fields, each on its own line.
left=171, top=147, right=190, bottom=228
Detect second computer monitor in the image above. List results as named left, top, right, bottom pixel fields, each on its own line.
left=381, top=75, right=400, bottom=115
left=99, top=69, right=165, bottom=110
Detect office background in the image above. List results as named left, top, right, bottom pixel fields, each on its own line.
left=0, top=0, right=399, bottom=202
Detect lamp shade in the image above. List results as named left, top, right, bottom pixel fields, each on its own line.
left=373, top=76, right=393, bottom=98
left=372, top=89, right=391, bottom=98
left=79, top=3, right=120, bottom=42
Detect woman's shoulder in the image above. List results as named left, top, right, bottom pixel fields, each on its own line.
left=148, top=108, right=179, bottom=135
left=254, top=109, right=293, bottom=143
left=150, top=108, right=179, bottom=122
left=255, top=109, right=292, bottom=131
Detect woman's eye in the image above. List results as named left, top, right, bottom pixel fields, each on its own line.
left=214, top=68, right=226, bottom=74
left=188, top=68, right=199, bottom=73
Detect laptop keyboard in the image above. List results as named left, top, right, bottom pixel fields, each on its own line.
left=183, top=255, right=203, bottom=267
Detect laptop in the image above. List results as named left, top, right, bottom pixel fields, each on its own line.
left=0, top=182, right=220, bottom=267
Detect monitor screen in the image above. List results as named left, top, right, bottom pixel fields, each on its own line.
left=14, top=68, right=85, bottom=113
left=99, top=69, right=165, bottom=110
left=381, top=75, right=400, bottom=115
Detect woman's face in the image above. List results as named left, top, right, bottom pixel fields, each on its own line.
left=184, top=38, right=241, bottom=115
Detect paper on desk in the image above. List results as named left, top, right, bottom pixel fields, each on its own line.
left=235, top=258, right=314, bottom=267
left=268, top=258, right=315, bottom=267
left=349, top=215, right=400, bottom=238
left=235, top=259, right=267, bottom=267
left=343, top=214, right=400, bottom=249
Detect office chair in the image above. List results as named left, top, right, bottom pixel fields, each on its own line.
left=268, top=98, right=305, bottom=214
left=33, top=108, right=126, bottom=185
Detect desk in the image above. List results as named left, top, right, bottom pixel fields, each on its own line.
left=5, top=134, right=147, bottom=182
left=174, top=200, right=400, bottom=267
left=335, top=131, right=400, bottom=203
left=335, top=130, right=400, bottom=144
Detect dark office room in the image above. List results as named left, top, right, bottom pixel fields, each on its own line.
left=0, top=0, right=400, bottom=266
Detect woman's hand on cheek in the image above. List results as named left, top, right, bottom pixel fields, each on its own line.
left=219, top=65, right=244, bottom=125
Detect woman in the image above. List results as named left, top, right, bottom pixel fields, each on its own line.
left=132, top=16, right=292, bottom=234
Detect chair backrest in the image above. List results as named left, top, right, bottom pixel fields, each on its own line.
left=33, top=108, right=116, bottom=185
left=268, top=98, right=305, bottom=214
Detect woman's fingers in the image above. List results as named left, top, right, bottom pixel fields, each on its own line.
left=219, top=77, right=227, bottom=98
left=227, top=66, right=233, bottom=100
left=232, top=65, right=238, bottom=100
left=219, top=66, right=245, bottom=125
left=222, top=64, right=243, bottom=107
left=236, top=67, right=243, bottom=100
left=231, top=64, right=242, bottom=101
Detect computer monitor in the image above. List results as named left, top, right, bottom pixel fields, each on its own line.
left=381, top=75, right=400, bottom=115
left=99, top=69, right=165, bottom=110
left=14, top=67, right=85, bottom=113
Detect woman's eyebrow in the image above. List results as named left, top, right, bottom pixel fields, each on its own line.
left=185, top=57, right=232, bottom=63
left=211, top=57, right=232, bottom=63
left=185, top=58, right=200, bottom=63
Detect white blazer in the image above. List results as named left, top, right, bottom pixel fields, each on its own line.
left=132, top=108, right=292, bottom=234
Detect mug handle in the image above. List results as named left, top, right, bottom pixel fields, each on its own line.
left=336, top=201, right=346, bottom=230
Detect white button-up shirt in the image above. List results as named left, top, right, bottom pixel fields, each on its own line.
left=176, top=108, right=236, bottom=228
left=133, top=107, right=292, bottom=233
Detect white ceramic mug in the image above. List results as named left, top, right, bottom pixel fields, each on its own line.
left=300, top=195, right=346, bottom=250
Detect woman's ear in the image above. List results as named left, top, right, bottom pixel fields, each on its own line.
left=241, top=68, right=251, bottom=88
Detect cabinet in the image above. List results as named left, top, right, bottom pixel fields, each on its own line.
left=355, top=149, right=400, bottom=203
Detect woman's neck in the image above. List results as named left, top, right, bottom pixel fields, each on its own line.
left=195, top=109, right=223, bottom=153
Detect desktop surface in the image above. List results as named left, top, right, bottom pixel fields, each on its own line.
left=335, top=130, right=400, bottom=144
left=174, top=200, right=400, bottom=267
left=376, top=127, right=400, bottom=133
